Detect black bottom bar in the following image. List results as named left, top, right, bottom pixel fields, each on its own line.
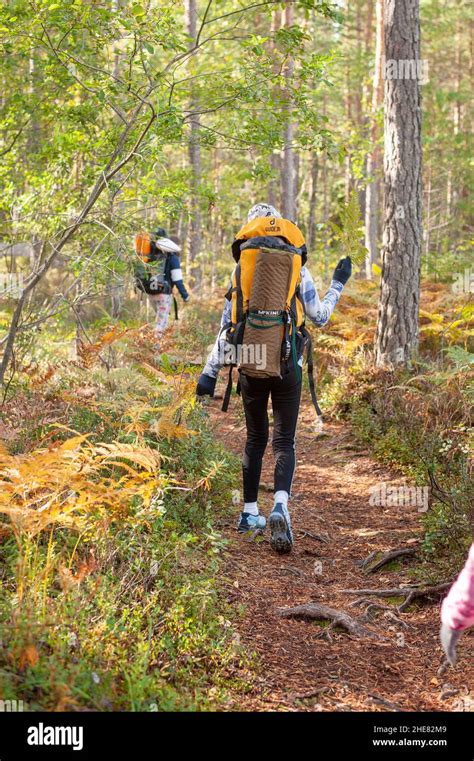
left=0, top=711, right=471, bottom=760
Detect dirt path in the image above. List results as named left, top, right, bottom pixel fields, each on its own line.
left=208, top=399, right=473, bottom=712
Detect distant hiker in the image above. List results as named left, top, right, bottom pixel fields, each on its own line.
left=440, top=542, right=474, bottom=665
left=134, top=227, right=189, bottom=340
left=196, top=203, right=351, bottom=554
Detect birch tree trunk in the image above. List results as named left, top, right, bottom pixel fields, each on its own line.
left=364, top=0, right=384, bottom=279
left=375, top=0, right=422, bottom=368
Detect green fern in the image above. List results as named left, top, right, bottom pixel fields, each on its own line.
left=330, top=190, right=368, bottom=267
left=443, top=346, right=474, bottom=370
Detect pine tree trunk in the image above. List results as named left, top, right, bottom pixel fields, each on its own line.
left=185, top=0, right=202, bottom=288
left=375, top=0, right=422, bottom=368
left=281, top=2, right=296, bottom=220
left=343, top=1, right=353, bottom=203
left=269, top=152, right=281, bottom=209
left=423, top=162, right=432, bottom=276
left=268, top=9, right=281, bottom=209
left=365, top=0, right=384, bottom=279
left=322, top=150, right=329, bottom=281
left=307, top=156, right=318, bottom=252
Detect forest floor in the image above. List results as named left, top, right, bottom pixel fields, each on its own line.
left=206, top=394, right=474, bottom=713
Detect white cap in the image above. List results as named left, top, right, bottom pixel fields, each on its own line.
left=247, top=203, right=281, bottom=222
left=156, top=237, right=181, bottom=254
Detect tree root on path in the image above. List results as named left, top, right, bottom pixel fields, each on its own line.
left=360, top=547, right=417, bottom=574
left=277, top=603, right=385, bottom=641
left=342, top=582, right=453, bottom=612
left=358, top=550, right=378, bottom=569
left=349, top=600, right=411, bottom=628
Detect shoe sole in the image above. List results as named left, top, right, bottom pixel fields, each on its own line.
left=269, top=513, right=292, bottom=554
left=237, top=522, right=266, bottom=535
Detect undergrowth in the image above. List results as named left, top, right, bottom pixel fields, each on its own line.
left=0, top=316, right=247, bottom=711
left=318, top=281, right=473, bottom=577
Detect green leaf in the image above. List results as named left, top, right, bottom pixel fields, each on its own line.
left=131, top=4, right=145, bottom=17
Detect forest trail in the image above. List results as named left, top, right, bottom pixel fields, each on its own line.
left=208, top=398, right=473, bottom=712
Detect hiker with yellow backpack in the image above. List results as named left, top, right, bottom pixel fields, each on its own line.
left=196, top=203, right=352, bottom=554
left=134, top=227, right=189, bottom=341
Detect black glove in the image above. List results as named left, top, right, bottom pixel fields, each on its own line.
left=332, top=256, right=352, bottom=286
left=440, top=623, right=462, bottom=666
left=196, top=373, right=216, bottom=397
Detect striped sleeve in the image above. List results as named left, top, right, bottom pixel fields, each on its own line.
left=168, top=253, right=189, bottom=300
left=300, top=266, right=344, bottom=326
left=202, top=289, right=232, bottom=378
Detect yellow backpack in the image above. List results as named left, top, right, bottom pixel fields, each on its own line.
left=222, top=217, right=321, bottom=415
left=134, top=232, right=152, bottom=261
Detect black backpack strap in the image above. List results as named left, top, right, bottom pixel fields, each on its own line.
left=300, top=325, right=322, bottom=418
left=281, top=316, right=291, bottom=362
left=288, top=294, right=302, bottom=379
left=235, top=263, right=243, bottom=322
left=217, top=320, right=232, bottom=343
left=222, top=365, right=234, bottom=412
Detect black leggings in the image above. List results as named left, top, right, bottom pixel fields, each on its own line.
left=239, top=369, right=302, bottom=503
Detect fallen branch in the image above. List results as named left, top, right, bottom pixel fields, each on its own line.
left=277, top=602, right=384, bottom=640
left=298, top=529, right=330, bottom=544
left=277, top=565, right=304, bottom=577
left=368, top=693, right=402, bottom=711
left=291, top=687, right=327, bottom=702
left=342, top=582, right=453, bottom=612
